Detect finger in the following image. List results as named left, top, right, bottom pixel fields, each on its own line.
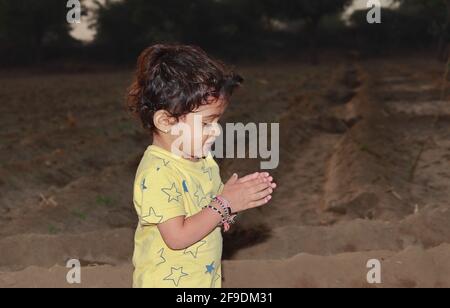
left=260, top=175, right=275, bottom=185
left=243, top=177, right=259, bottom=188
left=226, top=173, right=239, bottom=185
left=258, top=173, right=271, bottom=182
left=263, top=176, right=273, bottom=183
left=248, top=195, right=272, bottom=209
left=244, top=177, right=266, bottom=189
left=251, top=187, right=273, bottom=201
left=258, top=172, right=270, bottom=178
left=250, top=182, right=271, bottom=194
left=237, top=172, right=260, bottom=183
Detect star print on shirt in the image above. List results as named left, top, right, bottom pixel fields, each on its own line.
left=163, top=267, right=189, bottom=287
left=183, top=240, right=207, bottom=259
left=140, top=178, right=148, bottom=191
left=161, top=183, right=182, bottom=203
left=212, top=272, right=221, bottom=287
left=182, top=180, right=189, bottom=193
left=156, top=157, right=170, bottom=167
left=205, top=261, right=215, bottom=274
left=194, top=184, right=208, bottom=208
left=141, top=207, right=163, bottom=224
left=156, top=248, right=166, bottom=266
left=202, top=163, right=213, bottom=181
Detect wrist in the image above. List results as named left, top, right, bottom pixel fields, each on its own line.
left=203, top=201, right=226, bottom=225
left=213, top=195, right=237, bottom=225
left=215, top=195, right=233, bottom=213
left=203, top=196, right=238, bottom=233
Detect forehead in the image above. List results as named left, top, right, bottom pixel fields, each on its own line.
left=194, top=97, right=227, bottom=116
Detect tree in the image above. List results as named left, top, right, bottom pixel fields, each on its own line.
left=91, top=0, right=352, bottom=62
left=92, top=0, right=269, bottom=61
left=93, top=0, right=212, bottom=61
left=0, top=0, right=86, bottom=64
left=262, top=0, right=352, bottom=63
left=394, top=0, right=450, bottom=60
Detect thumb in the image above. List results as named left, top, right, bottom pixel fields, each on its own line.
left=226, top=173, right=239, bottom=185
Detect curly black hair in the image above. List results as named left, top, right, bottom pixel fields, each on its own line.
left=126, top=44, right=244, bottom=132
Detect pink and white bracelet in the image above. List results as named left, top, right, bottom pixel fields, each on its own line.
left=205, top=195, right=237, bottom=232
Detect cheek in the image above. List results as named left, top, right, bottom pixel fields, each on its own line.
left=177, top=117, right=196, bottom=138
left=178, top=116, right=190, bottom=128
left=188, top=126, right=205, bottom=147
left=202, top=133, right=210, bottom=144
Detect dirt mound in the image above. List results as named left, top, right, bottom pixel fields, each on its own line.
left=0, top=228, right=134, bottom=272
left=3, top=244, right=450, bottom=288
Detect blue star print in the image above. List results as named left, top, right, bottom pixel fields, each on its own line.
left=205, top=261, right=215, bottom=274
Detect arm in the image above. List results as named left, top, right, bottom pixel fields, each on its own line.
left=158, top=173, right=276, bottom=250
left=157, top=206, right=222, bottom=250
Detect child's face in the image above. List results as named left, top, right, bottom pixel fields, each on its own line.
left=176, top=97, right=227, bottom=159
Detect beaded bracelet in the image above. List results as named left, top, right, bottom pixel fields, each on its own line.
left=205, top=204, right=226, bottom=223
left=204, top=196, right=237, bottom=232
left=212, top=196, right=237, bottom=226
left=214, top=196, right=232, bottom=216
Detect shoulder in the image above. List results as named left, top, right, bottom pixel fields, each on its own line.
left=205, top=153, right=220, bottom=168
left=138, top=149, right=177, bottom=174
left=135, top=155, right=182, bottom=190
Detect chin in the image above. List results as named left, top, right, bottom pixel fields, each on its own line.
left=198, top=151, right=210, bottom=158
left=202, top=145, right=213, bottom=155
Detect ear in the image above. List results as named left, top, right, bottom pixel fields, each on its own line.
left=153, top=110, right=177, bottom=133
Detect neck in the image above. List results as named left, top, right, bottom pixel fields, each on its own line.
left=152, top=134, right=172, bottom=153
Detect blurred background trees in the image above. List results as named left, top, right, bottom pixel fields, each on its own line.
left=261, top=0, right=352, bottom=63
left=0, top=0, right=87, bottom=65
left=350, top=0, right=450, bottom=57
left=1, top=0, right=450, bottom=66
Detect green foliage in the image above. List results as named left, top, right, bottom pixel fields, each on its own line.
left=96, top=195, right=115, bottom=208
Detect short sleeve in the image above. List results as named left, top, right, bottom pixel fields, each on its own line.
left=217, top=181, right=224, bottom=195
left=137, top=168, right=187, bottom=226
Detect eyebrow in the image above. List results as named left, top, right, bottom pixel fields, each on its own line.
left=203, top=114, right=222, bottom=120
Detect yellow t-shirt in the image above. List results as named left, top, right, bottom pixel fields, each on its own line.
left=132, top=145, right=224, bottom=288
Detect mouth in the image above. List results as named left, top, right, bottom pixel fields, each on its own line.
left=202, top=142, right=215, bottom=153
left=204, top=139, right=216, bottom=147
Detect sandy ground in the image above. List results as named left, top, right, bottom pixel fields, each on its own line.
left=1, top=53, right=450, bottom=288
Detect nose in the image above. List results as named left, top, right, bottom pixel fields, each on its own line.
left=209, top=123, right=221, bottom=137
